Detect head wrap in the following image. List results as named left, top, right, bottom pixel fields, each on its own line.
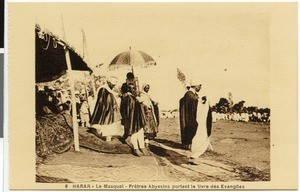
left=142, top=84, right=150, bottom=91
left=189, top=78, right=202, bottom=87
left=107, top=76, right=118, bottom=85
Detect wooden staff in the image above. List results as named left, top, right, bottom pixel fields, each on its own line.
left=131, top=66, right=140, bottom=93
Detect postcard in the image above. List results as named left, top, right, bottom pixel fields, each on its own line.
left=8, top=2, right=297, bottom=190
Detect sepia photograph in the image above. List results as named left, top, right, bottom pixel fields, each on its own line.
left=8, top=2, right=297, bottom=190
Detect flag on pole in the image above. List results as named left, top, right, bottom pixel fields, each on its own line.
left=177, top=68, right=186, bottom=84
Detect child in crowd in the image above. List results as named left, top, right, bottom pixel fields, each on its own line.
left=80, top=99, right=90, bottom=127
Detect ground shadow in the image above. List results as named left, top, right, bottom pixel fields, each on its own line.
left=86, top=128, right=106, bottom=141
left=149, top=144, right=189, bottom=166
left=79, top=129, right=132, bottom=154
left=154, top=138, right=184, bottom=150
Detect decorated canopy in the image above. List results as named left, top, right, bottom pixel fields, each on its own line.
left=36, top=24, right=92, bottom=83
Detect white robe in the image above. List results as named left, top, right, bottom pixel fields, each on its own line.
left=190, top=99, right=212, bottom=158
left=137, top=92, right=157, bottom=123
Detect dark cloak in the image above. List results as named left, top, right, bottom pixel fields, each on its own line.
left=120, top=94, right=146, bottom=138
left=90, top=87, right=120, bottom=125
left=206, top=107, right=212, bottom=137
left=152, top=102, right=160, bottom=126
left=179, top=91, right=198, bottom=145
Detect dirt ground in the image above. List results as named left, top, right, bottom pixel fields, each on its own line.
left=156, top=118, right=270, bottom=180
left=36, top=118, right=270, bottom=183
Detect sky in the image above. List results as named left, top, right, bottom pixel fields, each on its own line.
left=35, top=3, right=270, bottom=110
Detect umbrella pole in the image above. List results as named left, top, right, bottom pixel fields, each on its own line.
left=136, top=77, right=140, bottom=93
left=65, top=49, right=80, bottom=152
left=132, top=66, right=140, bottom=93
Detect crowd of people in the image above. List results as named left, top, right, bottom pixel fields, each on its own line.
left=36, top=83, right=91, bottom=126
left=35, top=74, right=217, bottom=162
left=212, top=111, right=270, bottom=123
left=36, top=72, right=160, bottom=157
left=36, top=85, right=75, bottom=158
left=36, top=73, right=268, bottom=161
left=36, top=85, right=71, bottom=116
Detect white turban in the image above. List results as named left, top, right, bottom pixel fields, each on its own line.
left=189, top=78, right=202, bottom=86
left=107, top=76, right=118, bottom=85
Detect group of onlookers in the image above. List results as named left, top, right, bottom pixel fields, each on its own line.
left=212, top=111, right=270, bottom=123
left=36, top=85, right=92, bottom=126
left=36, top=72, right=160, bottom=157
left=36, top=85, right=71, bottom=116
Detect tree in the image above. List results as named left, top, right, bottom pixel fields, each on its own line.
left=215, top=98, right=230, bottom=113
left=232, top=101, right=245, bottom=113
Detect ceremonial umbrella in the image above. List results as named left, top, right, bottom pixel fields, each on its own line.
left=108, top=47, right=156, bottom=72
left=107, top=47, right=157, bottom=91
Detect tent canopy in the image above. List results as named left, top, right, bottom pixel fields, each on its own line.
left=36, top=25, right=92, bottom=83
